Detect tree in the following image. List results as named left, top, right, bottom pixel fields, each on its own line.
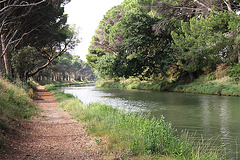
left=89, top=5, right=124, bottom=54
left=0, top=0, right=76, bottom=79
left=0, top=0, right=48, bottom=75
left=96, top=54, right=117, bottom=79
left=114, top=12, right=174, bottom=77
left=171, top=11, right=238, bottom=80
left=71, top=55, right=83, bottom=81
left=11, top=46, right=43, bottom=80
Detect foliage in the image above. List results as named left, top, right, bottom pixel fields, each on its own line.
left=88, top=0, right=239, bottom=85
left=227, top=63, right=240, bottom=83
left=87, top=49, right=106, bottom=69
left=11, top=46, right=42, bottom=80
left=171, top=11, right=235, bottom=74
left=96, top=54, right=117, bottom=79
left=116, top=12, right=171, bottom=78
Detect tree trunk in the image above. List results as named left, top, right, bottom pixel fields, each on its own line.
left=188, top=72, right=196, bottom=82
left=1, top=34, right=10, bottom=75
left=238, top=50, right=240, bottom=63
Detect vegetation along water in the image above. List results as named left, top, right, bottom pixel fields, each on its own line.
left=0, top=0, right=240, bottom=159
left=60, top=84, right=240, bottom=159
left=47, top=83, right=222, bottom=159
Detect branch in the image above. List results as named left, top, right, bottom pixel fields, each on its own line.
left=0, top=30, right=17, bottom=58
left=0, top=0, right=46, bottom=13
left=193, top=0, right=211, bottom=12
left=223, top=0, right=234, bottom=13
left=13, top=27, right=39, bottom=47
left=0, top=0, right=7, bottom=4
left=159, top=2, right=203, bottom=12
left=26, top=58, right=52, bottom=78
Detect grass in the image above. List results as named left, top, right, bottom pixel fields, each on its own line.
left=97, top=75, right=240, bottom=97
left=97, top=77, right=166, bottom=91
left=171, top=76, right=240, bottom=96
left=0, top=78, right=39, bottom=151
left=47, top=83, right=220, bottom=159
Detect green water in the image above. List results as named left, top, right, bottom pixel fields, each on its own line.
left=60, top=84, right=240, bottom=159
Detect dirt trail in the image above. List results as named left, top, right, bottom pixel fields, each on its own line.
left=0, top=86, right=103, bottom=160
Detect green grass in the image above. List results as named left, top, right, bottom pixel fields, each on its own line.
left=0, top=78, right=39, bottom=150
left=0, top=79, right=39, bottom=123
left=47, top=83, right=220, bottom=159
left=171, top=76, right=240, bottom=96
left=97, top=75, right=240, bottom=97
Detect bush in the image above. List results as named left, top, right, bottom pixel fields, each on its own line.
left=227, top=64, right=240, bottom=84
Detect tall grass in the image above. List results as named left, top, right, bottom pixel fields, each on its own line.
left=47, top=84, right=219, bottom=159
left=0, top=79, right=38, bottom=123
left=0, top=78, right=39, bottom=150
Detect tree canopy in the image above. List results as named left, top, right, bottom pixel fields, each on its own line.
left=0, top=0, right=80, bottom=81
left=88, top=0, right=240, bottom=82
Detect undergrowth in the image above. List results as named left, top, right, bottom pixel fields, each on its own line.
left=0, top=78, right=39, bottom=150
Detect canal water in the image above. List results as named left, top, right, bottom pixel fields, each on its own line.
left=60, top=84, right=240, bottom=159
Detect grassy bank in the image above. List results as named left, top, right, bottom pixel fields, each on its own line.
left=97, top=75, right=240, bottom=96
left=96, top=77, right=167, bottom=91
left=0, top=79, right=39, bottom=150
left=170, top=76, right=240, bottom=96
left=46, top=84, right=220, bottom=159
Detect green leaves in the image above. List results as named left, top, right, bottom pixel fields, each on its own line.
left=171, top=11, right=236, bottom=73
left=96, top=54, right=117, bottom=79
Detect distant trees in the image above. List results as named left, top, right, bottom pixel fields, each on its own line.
left=34, top=53, right=95, bottom=82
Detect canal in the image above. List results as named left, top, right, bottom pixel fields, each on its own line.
left=60, top=84, right=240, bottom=159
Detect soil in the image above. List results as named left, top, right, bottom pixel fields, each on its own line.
left=0, top=86, right=104, bottom=160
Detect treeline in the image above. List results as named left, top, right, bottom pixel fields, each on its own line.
left=34, top=53, right=95, bottom=82
left=87, top=0, right=240, bottom=84
left=0, top=0, right=93, bottom=82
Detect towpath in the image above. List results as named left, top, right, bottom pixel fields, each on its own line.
left=0, top=86, right=103, bottom=159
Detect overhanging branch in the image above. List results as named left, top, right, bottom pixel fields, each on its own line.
left=0, top=0, right=46, bottom=14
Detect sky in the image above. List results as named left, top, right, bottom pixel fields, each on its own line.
left=64, top=0, right=124, bottom=61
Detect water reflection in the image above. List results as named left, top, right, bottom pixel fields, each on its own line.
left=60, top=84, right=240, bottom=159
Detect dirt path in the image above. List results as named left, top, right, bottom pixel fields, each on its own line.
left=0, top=86, right=103, bottom=160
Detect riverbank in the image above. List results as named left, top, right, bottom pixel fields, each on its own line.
left=46, top=83, right=221, bottom=159
left=0, top=81, right=103, bottom=159
left=97, top=74, right=240, bottom=96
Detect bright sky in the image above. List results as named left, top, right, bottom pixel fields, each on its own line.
left=64, top=0, right=124, bottom=61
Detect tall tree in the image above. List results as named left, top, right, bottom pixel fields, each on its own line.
left=0, top=0, right=75, bottom=78
left=171, top=11, right=239, bottom=80
left=0, top=0, right=47, bottom=75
